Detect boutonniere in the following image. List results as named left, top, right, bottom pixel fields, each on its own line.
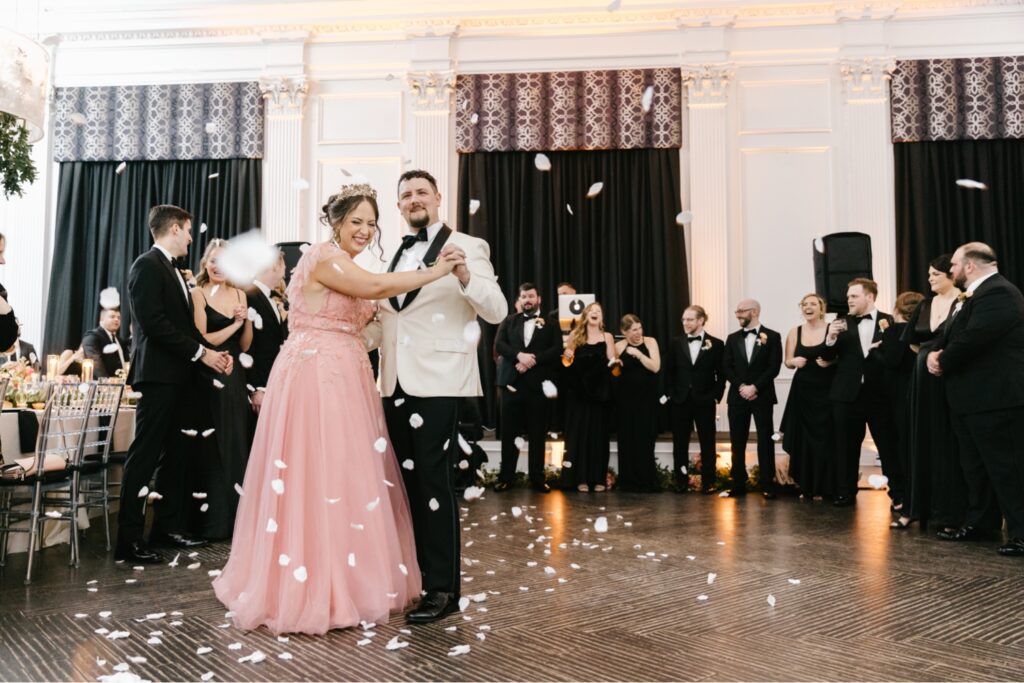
left=757, top=332, right=768, bottom=346
left=878, top=319, right=889, bottom=331
left=702, top=339, right=712, bottom=351
left=957, top=290, right=973, bottom=303
left=534, top=317, right=545, bottom=329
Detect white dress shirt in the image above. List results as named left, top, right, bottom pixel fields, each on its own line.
left=394, top=221, right=444, bottom=308
left=688, top=332, right=704, bottom=364
left=857, top=309, right=877, bottom=358
left=523, top=314, right=538, bottom=347
left=742, top=326, right=760, bottom=361
left=153, top=244, right=202, bottom=361
left=254, top=279, right=281, bottom=324
left=103, top=327, right=126, bottom=364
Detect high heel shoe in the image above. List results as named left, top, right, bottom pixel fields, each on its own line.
left=890, top=516, right=913, bottom=530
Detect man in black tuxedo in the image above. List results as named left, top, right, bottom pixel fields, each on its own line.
left=494, top=282, right=562, bottom=493
left=665, top=305, right=725, bottom=494
left=81, top=307, right=128, bottom=378
left=2, top=319, right=38, bottom=369
left=822, top=278, right=902, bottom=508
left=0, top=232, right=17, bottom=351
left=927, top=243, right=1024, bottom=557
left=246, top=253, right=289, bottom=416
left=116, top=205, right=234, bottom=564
left=722, top=299, right=783, bottom=498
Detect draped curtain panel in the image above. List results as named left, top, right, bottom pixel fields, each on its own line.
left=890, top=57, right=1024, bottom=142
left=454, top=68, right=682, bottom=153
left=52, top=82, right=264, bottom=162
left=458, top=149, right=688, bottom=426
left=43, top=159, right=262, bottom=355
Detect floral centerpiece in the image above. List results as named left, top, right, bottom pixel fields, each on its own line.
left=1, top=358, right=47, bottom=408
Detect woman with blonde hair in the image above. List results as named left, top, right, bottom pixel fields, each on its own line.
left=560, top=302, right=619, bottom=492
left=780, top=293, right=836, bottom=500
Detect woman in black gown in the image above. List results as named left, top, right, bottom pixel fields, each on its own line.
left=559, top=302, right=618, bottom=492
left=613, top=314, right=662, bottom=492
left=189, top=239, right=254, bottom=539
left=892, top=255, right=966, bottom=531
left=882, top=292, right=924, bottom=518
left=781, top=293, right=836, bottom=500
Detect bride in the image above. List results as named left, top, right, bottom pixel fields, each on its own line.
left=213, top=183, right=463, bottom=634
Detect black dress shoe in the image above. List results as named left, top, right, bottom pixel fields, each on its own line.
left=997, top=538, right=1024, bottom=556
left=149, top=533, right=209, bottom=549
left=832, top=495, right=855, bottom=507
left=727, top=488, right=747, bottom=497
left=493, top=482, right=511, bottom=492
left=936, top=525, right=989, bottom=541
left=406, top=591, right=459, bottom=624
left=114, top=541, right=162, bottom=564
left=531, top=483, right=552, bottom=493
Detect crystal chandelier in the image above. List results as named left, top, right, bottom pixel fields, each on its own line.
left=0, top=27, right=50, bottom=143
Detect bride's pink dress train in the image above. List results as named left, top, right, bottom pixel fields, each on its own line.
left=213, top=242, right=421, bottom=634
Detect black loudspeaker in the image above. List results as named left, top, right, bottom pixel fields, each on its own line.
left=276, top=241, right=311, bottom=285
left=813, top=232, right=873, bottom=316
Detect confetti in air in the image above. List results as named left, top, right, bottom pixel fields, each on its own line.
left=534, top=153, right=552, bottom=172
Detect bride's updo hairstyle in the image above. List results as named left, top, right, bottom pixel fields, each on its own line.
left=320, top=183, right=384, bottom=259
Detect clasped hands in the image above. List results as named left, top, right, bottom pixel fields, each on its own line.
left=739, top=383, right=758, bottom=401
left=436, top=245, right=470, bottom=285
left=926, top=349, right=943, bottom=376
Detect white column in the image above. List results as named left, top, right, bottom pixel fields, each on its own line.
left=683, top=65, right=733, bottom=339
left=839, top=58, right=897, bottom=309
left=259, top=76, right=307, bottom=245
left=407, top=71, right=454, bottom=223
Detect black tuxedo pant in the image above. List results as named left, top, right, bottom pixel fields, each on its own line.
left=384, top=382, right=461, bottom=596
left=499, top=387, right=548, bottom=486
left=951, top=408, right=1023, bottom=537
left=832, top=390, right=902, bottom=502
left=671, top=399, right=717, bottom=490
left=727, top=401, right=776, bottom=492
left=117, top=381, right=194, bottom=548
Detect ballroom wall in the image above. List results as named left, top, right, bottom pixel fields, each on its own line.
left=3, top=0, right=1023, bottom=425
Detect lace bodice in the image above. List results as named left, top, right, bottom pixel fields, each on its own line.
left=285, top=241, right=376, bottom=336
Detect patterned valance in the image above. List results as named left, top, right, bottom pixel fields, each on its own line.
left=890, top=57, right=1024, bottom=142
left=455, top=68, right=681, bottom=153
left=52, top=82, right=264, bottom=162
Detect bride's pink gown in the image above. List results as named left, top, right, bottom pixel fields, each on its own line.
left=213, top=241, right=421, bottom=634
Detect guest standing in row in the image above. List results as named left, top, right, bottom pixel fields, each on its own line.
left=723, top=299, right=783, bottom=498
left=189, top=239, right=254, bottom=540
left=247, top=252, right=289, bottom=420
left=666, top=305, right=725, bottom=494
left=895, top=255, right=966, bottom=530
left=82, top=306, right=128, bottom=378
left=781, top=294, right=835, bottom=500
left=613, top=313, right=661, bottom=492
left=560, top=302, right=617, bottom=492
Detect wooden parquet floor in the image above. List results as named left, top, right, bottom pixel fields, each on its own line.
left=1, top=489, right=1022, bottom=682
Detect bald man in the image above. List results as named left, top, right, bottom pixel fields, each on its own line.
left=926, top=243, right=1024, bottom=557
left=722, top=299, right=783, bottom=498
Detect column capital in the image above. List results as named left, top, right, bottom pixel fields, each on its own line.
left=681, top=64, right=734, bottom=107
left=407, top=70, right=455, bottom=112
left=839, top=58, right=895, bottom=102
left=259, top=75, right=308, bottom=111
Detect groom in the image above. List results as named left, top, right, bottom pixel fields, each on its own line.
left=370, top=170, right=507, bottom=623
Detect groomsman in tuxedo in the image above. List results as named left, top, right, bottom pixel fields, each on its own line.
left=115, top=205, right=233, bottom=564
left=927, top=243, right=1024, bottom=556
left=2, top=319, right=38, bottom=369
left=246, top=253, right=289, bottom=415
left=81, top=307, right=127, bottom=378
left=822, top=278, right=902, bottom=508
left=665, top=305, right=725, bottom=493
left=722, top=299, right=783, bottom=498
left=0, top=232, right=17, bottom=351
left=366, top=170, right=507, bottom=623
left=494, top=282, right=561, bottom=493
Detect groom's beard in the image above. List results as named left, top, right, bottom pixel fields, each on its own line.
left=408, top=208, right=431, bottom=229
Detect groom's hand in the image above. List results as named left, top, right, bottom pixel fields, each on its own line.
left=440, top=245, right=471, bottom=286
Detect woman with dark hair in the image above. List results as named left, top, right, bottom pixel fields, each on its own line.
left=559, top=302, right=619, bottom=492
left=214, top=184, right=462, bottom=634
left=891, top=255, right=966, bottom=530
left=613, top=313, right=662, bottom=492
left=187, top=238, right=254, bottom=539
left=882, top=291, right=924, bottom=520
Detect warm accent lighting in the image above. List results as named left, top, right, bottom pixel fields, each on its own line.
left=547, top=440, right=564, bottom=469
left=0, top=27, right=50, bottom=143
left=45, top=354, right=58, bottom=381
left=81, top=359, right=94, bottom=382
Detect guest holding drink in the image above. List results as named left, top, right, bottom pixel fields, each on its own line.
left=188, top=238, right=254, bottom=539
left=781, top=294, right=836, bottom=500
left=613, top=314, right=661, bottom=492
left=560, top=302, right=618, bottom=492
left=893, top=256, right=966, bottom=530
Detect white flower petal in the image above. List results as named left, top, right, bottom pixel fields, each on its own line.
left=292, top=566, right=308, bottom=582
left=367, top=497, right=380, bottom=511
left=292, top=178, right=310, bottom=190
left=463, top=321, right=482, bottom=345
left=201, top=428, right=215, bottom=438
left=99, top=287, right=121, bottom=310
left=212, top=379, right=224, bottom=389
left=137, top=486, right=149, bottom=498
left=428, top=498, right=440, bottom=511
left=385, top=636, right=409, bottom=650
left=593, top=516, right=608, bottom=533
left=767, top=594, right=777, bottom=607
left=468, top=199, right=481, bottom=215
left=115, top=161, right=127, bottom=175
left=955, top=178, right=988, bottom=190
left=278, top=554, right=291, bottom=566
left=707, top=572, right=717, bottom=584
left=541, top=380, right=558, bottom=399
left=463, top=486, right=485, bottom=501
left=586, top=181, right=604, bottom=198
left=266, top=518, right=278, bottom=533
left=402, top=459, right=415, bottom=470
left=448, top=644, right=471, bottom=656
left=271, top=479, right=285, bottom=495
left=534, top=153, right=551, bottom=172
left=867, top=474, right=889, bottom=490
left=274, top=459, right=287, bottom=469
left=676, top=210, right=693, bottom=226
left=238, top=353, right=254, bottom=369
left=348, top=553, right=356, bottom=567
left=181, top=429, right=198, bottom=437
left=373, top=437, right=387, bottom=453
left=408, top=413, right=424, bottom=429
left=641, top=85, right=655, bottom=112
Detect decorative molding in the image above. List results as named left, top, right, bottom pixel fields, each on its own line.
left=682, top=65, right=734, bottom=107
left=259, top=75, right=308, bottom=110
left=839, top=58, right=896, bottom=100
left=407, top=71, right=455, bottom=111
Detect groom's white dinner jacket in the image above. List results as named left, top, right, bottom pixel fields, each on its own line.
left=365, top=227, right=507, bottom=398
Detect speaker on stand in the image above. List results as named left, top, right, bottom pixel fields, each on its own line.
left=813, top=232, right=873, bottom=317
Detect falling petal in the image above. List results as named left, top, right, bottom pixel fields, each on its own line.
left=238, top=353, right=254, bottom=369
left=659, top=395, right=669, bottom=405
left=292, top=178, right=310, bottom=190
left=607, top=0, right=622, bottom=10
left=199, top=223, right=209, bottom=234
left=137, top=486, right=150, bottom=498
left=374, top=437, right=387, bottom=453
left=641, top=85, right=654, bottom=112
left=115, top=161, right=127, bottom=175
left=464, top=486, right=485, bottom=501
left=217, top=230, right=279, bottom=288
left=147, top=491, right=163, bottom=501
left=181, top=429, right=198, bottom=437
left=676, top=210, right=693, bottom=226
left=867, top=474, right=889, bottom=489
left=771, top=431, right=782, bottom=442
left=566, top=204, right=574, bottom=215
left=463, top=320, right=482, bottom=344
left=201, top=428, right=215, bottom=438
left=470, top=112, right=479, bottom=125
left=541, top=380, right=558, bottom=399
left=707, top=572, right=717, bottom=584
left=457, top=434, right=473, bottom=455
left=187, top=562, right=201, bottom=570
left=563, top=460, right=573, bottom=468
left=544, top=566, right=556, bottom=575
left=767, top=594, right=777, bottom=607
left=271, top=479, right=285, bottom=495
left=534, top=153, right=551, bottom=171
left=70, top=112, right=88, bottom=125
left=402, top=459, right=415, bottom=471
left=99, top=287, right=121, bottom=310
left=293, top=566, right=308, bottom=582
left=207, top=570, right=221, bottom=578
left=266, top=518, right=278, bottom=533
left=594, top=517, right=609, bottom=533
left=955, top=178, right=988, bottom=190
left=586, top=182, right=604, bottom=198
left=429, top=498, right=440, bottom=511
left=200, top=503, right=209, bottom=512
left=212, top=379, right=224, bottom=389
left=367, top=497, right=380, bottom=511
left=348, top=553, right=356, bottom=567
left=208, top=173, right=219, bottom=180
left=697, top=594, right=709, bottom=601
left=409, top=413, right=424, bottom=429
left=468, top=199, right=481, bottom=215
left=102, top=343, right=120, bottom=354
left=45, top=510, right=62, bottom=519
left=514, top=437, right=526, bottom=449
left=511, top=506, right=523, bottom=518
left=274, top=459, right=288, bottom=469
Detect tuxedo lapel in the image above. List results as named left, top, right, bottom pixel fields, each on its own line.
left=388, top=225, right=453, bottom=312
left=155, top=249, right=191, bottom=317
left=734, top=333, right=750, bottom=370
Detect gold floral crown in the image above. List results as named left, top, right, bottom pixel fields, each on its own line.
left=336, top=182, right=377, bottom=201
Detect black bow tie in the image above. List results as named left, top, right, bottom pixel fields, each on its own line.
left=743, top=329, right=758, bottom=336
left=687, top=335, right=702, bottom=343
left=856, top=314, right=874, bottom=323
left=401, top=230, right=429, bottom=249
left=524, top=312, right=539, bottom=319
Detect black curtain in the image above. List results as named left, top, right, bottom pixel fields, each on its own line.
left=458, top=148, right=688, bottom=426
left=895, top=139, right=1024, bottom=293
left=44, top=158, right=262, bottom=355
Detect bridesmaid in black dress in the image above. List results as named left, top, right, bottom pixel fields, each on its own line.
left=560, top=302, right=618, bottom=492
left=781, top=293, right=836, bottom=500
left=188, top=239, right=254, bottom=539
left=613, top=314, right=662, bottom=492
left=892, top=255, right=966, bottom=531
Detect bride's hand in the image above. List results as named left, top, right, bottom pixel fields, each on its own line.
left=432, top=251, right=463, bottom=276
